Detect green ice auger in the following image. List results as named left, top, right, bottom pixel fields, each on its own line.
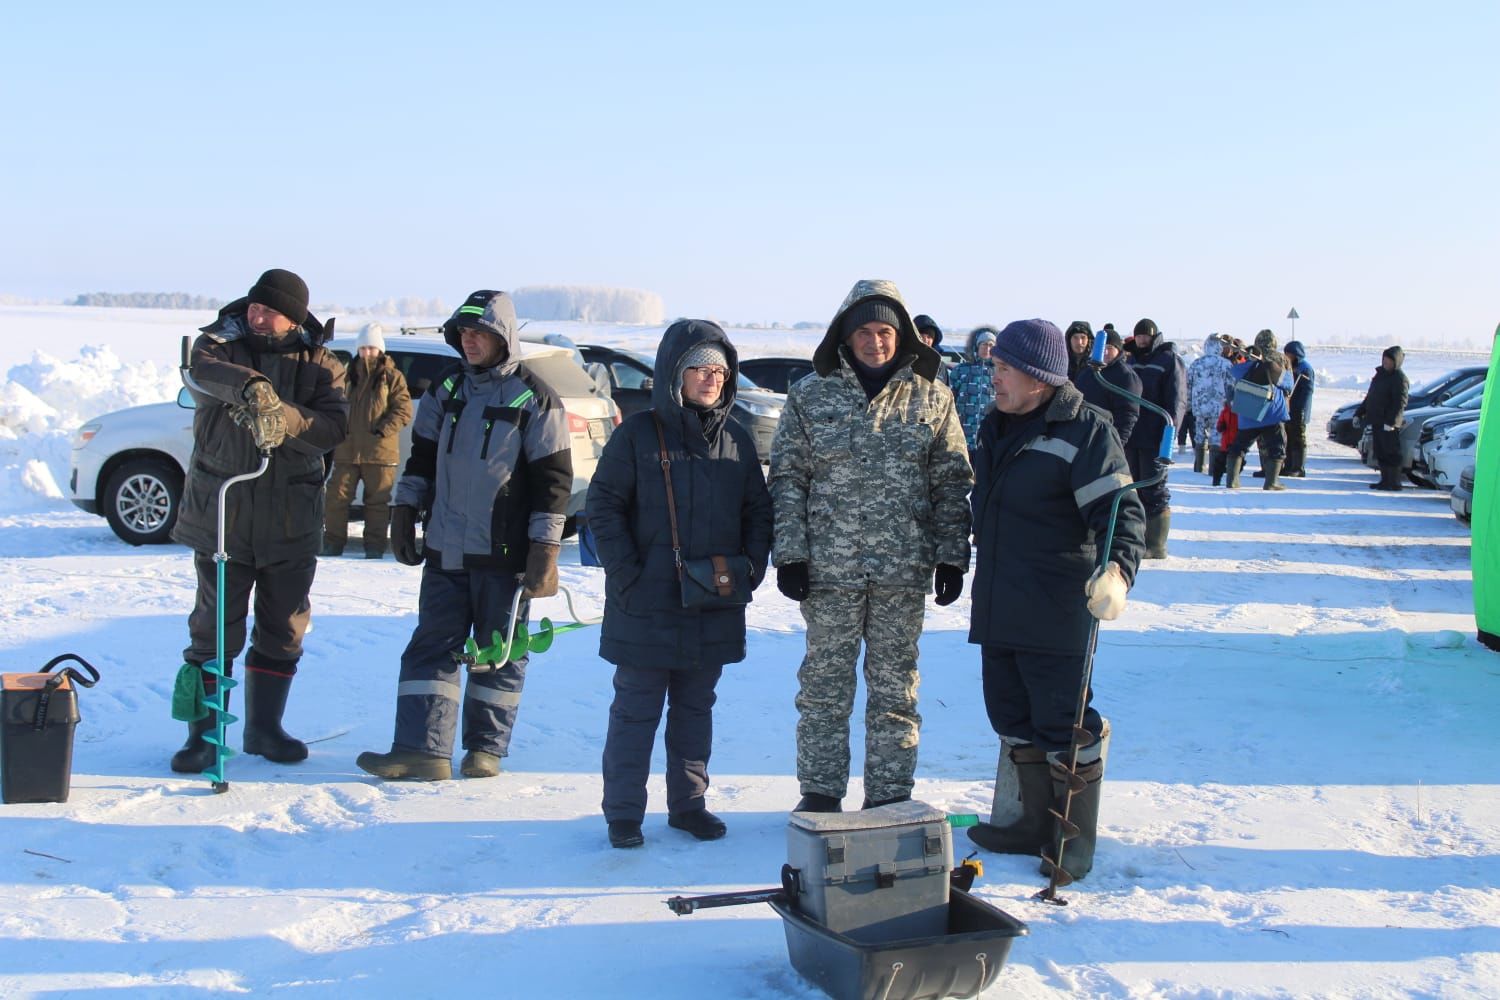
left=457, top=585, right=602, bottom=670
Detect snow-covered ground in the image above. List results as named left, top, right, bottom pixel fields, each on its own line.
left=1, top=306, right=1496, bottom=998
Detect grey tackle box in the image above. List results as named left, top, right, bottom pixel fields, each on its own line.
left=786, top=800, right=952, bottom=943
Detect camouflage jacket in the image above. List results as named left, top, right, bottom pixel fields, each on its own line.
left=769, top=280, right=973, bottom=590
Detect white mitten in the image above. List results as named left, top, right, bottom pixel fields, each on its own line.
left=1085, top=562, right=1128, bottom=621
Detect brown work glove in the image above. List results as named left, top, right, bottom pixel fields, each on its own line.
left=522, top=542, right=560, bottom=598
left=229, top=403, right=287, bottom=452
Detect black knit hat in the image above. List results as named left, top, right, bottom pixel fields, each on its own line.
left=1133, top=318, right=1158, bottom=340
left=993, top=319, right=1069, bottom=386
left=912, top=313, right=942, bottom=343
left=1065, top=320, right=1094, bottom=340
left=1105, top=328, right=1125, bottom=351
left=841, top=299, right=903, bottom=340
left=247, top=268, right=310, bottom=327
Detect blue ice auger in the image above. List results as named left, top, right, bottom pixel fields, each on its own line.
left=180, top=336, right=269, bottom=794
left=1035, top=329, right=1175, bottom=905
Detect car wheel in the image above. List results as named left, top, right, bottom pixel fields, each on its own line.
left=103, top=458, right=182, bottom=545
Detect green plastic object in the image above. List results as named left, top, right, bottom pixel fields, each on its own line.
left=1473, top=324, right=1500, bottom=650
left=947, top=813, right=980, bottom=828
left=462, top=618, right=595, bottom=667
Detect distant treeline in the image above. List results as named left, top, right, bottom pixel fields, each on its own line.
left=69, top=292, right=225, bottom=309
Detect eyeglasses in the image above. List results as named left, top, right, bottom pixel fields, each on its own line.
left=686, top=366, right=729, bottom=382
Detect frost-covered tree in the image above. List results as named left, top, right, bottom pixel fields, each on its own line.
left=512, top=286, right=664, bottom=324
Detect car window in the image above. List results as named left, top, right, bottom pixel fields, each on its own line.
left=523, top=353, right=601, bottom=397
left=1444, top=383, right=1485, bottom=408
left=612, top=361, right=650, bottom=390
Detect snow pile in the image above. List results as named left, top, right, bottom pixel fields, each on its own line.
left=513, top=285, right=666, bottom=324
left=0, top=345, right=180, bottom=510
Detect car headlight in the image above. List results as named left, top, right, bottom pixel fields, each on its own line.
left=737, top=399, right=779, bottom=419
left=73, top=422, right=102, bottom=449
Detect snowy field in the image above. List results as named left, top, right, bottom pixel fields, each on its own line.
left=1, top=305, right=1497, bottom=998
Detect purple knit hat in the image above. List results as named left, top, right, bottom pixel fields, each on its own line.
left=992, top=319, right=1069, bottom=386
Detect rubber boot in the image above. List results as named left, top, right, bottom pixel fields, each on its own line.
left=1226, top=453, right=1244, bottom=489
left=242, top=668, right=308, bottom=763
left=356, top=747, right=452, bottom=780
left=1284, top=442, right=1305, bottom=477
left=1192, top=441, right=1207, bottom=474
left=460, top=750, right=501, bottom=778
left=1262, top=459, right=1286, bottom=491
left=967, top=743, right=1052, bottom=855
left=1372, top=465, right=1403, bottom=491
left=1039, top=721, right=1109, bottom=881
left=1143, top=508, right=1170, bottom=559
left=794, top=792, right=842, bottom=813
left=171, top=673, right=229, bottom=774
left=1209, top=450, right=1226, bottom=486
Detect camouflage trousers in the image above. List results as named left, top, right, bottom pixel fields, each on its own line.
left=795, top=585, right=926, bottom=803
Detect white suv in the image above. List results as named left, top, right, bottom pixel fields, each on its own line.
left=69, top=332, right=618, bottom=544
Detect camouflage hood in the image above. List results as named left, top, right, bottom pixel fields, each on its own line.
left=441, top=290, right=521, bottom=375
left=812, top=279, right=942, bottom=381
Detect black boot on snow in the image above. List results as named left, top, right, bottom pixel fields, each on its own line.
left=1143, top=508, right=1171, bottom=559
left=170, top=665, right=229, bottom=774
left=1262, top=459, right=1287, bottom=491
left=356, top=747, right=451, bottom=780
left=968, top=744, right=1053, bottom=855
left=1039, top=757, right=1104, bottom=881
left=1226, top=454, right=1244, bottom=489
left=794, top=792, right=843, bottom=813
left=1209, top=450, right=1226, bottom=486
left=1192, top=442, right=1208, bottom=474
left=668, top=808, right=728, bottom=841
left=241, top=667, right=308, bottom=763
left=608, top=820, right=645, bottom=848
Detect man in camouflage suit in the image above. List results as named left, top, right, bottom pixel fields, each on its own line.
left=770, top=279, right=973, bottom=812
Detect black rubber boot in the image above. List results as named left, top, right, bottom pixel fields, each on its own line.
left=668, top=808, right=728, bottom=841
left=968, top=745, right=1052, bottom=855
left=1192, top=442, right=1207, bottom=474
left=242, top=668, right=308, bottom=763
left=608, top=820, right=645, bottom=848
left=356, top=747, right=452, bottom=780
left=1039, top=757, right=1104, bottom=881
left=1209, top=450, right=1226, bottom=486
left=170, top=706, right=224, bottom=774
left=1143, top=508, right=1170, bottom=559
left=1371, top=465, right=1404, bottom=491
left=170, top=665, right=229, bottom=774
left=1226, top=454, right=1244, bottom=489
left=794, top=792, right=843, bottom=813
left=1262, top=459, right=1286, bottom=491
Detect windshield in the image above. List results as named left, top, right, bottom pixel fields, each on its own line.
left=1444, top=383, right=1485, bottom=408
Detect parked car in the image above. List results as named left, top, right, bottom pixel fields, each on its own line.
left=1329, top=364, right=1487, bottom=447
left=577, top=343, right=785, bottom=462
left=1415, top=418, right=1479, bottom=490
left=1359, top=381, right=1484, bottom=477
left=738, top=356, right=815, bottom=395
left=1452, top=464, right=1475, bottom=523
left=70, top=332, right=617, bottom=545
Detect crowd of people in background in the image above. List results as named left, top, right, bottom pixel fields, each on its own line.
left=168, top=266, right=1409, bottom=877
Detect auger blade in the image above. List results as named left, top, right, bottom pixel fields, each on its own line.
left=1048, top=808, right=1081, bottom=840
left=1039, top=853, right=1077, bottom=888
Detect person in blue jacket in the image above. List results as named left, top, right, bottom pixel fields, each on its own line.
left=1225, top=329, right=1294, bottom=490
left=586, top=319, right=773, bottom=849
left=1282, top=341, right=1315, bottom=477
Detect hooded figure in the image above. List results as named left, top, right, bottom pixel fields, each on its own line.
left=170, top=269, right=349, bottom=775
left=357, top=290, right=573, bottom=782
left=586, top=319, right=774, bottom=848
left=1187, top=333, right=1234, bottom=472
left=1224, top=329, right=1295, bottom=490
left=950, top=326, right=1001, bottom=450
left=324, top=322, right=413, bottom=558
left=1122, top=318, right=1187, bottom=557
left=769, top=279, right=973, bottom=812
left=1360, top=346, right=1409, bottom=491
left=1281, top=340, right=1315, bottom=476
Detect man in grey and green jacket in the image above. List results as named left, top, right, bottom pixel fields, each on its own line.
left=770, top=279, right=973, bottom=813
left=357, top=290, right=572, bottom=781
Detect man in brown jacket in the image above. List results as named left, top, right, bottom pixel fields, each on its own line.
left=170, top=268, right=348, bottom=773
left=323, top=323, right=413, bottom=558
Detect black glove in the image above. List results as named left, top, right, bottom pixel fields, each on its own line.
left=776, top=562, right=810, bottom=602
left=933, top=564, right=965, bottom=606
left=390, top=506, right=422, bottom=566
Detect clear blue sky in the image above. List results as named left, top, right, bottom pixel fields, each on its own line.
left=2, top=2, right=1495, bottom=343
